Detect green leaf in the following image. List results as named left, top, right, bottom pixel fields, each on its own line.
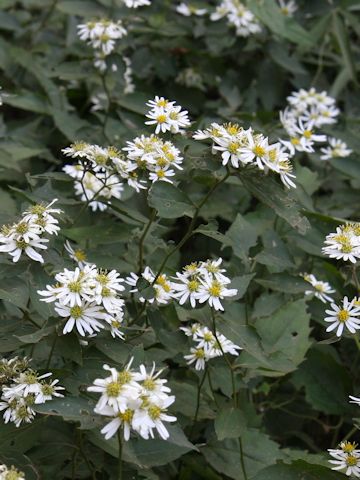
left=332, top=11, right=358, bottom=86
left=225, top=214, right=258, bottom=263
left=240, top=172, right=310, bottom=234
left=148, top=182, right=195, bottom=219
left=292, top=345, right=353, bottom=415
left=253, top=460, right=345, bottom=479
left=0, top=278, right=29, bottom=309
left=215, top=407, right=246, bottom=441
left=250, top=0, right=314, bottom=48
left=202, top=429, right=283, bottom=480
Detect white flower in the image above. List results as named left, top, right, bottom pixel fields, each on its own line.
left=195, top=274, right=237, bottom=311
left=278, top=0, right=297, bottom=16
left=132, top=396, right=176, bottom=440
left=324, top=297, right=360, bottom=337
left=133, top=363, right=171, bottom=402
left=320, top=138, right=352, bottom=160
left=145, top=97, right=190, bottom=134
left=211, top=1, right=261, bottom=37
left=0, top=464, right=25, bottom=480
left=122, top=0, right=151, bottom=7
left=64, top=240, right=91, bottom=268
left=184, top=347, right=206, bottom=370
left=328, top=448, right=360, bottom=477
left=323, top=224, right=360, bottom=263
left=302, top=273, right=335, bottom=303
left=176, top=3, right=207, bottom=16
left=77, top=20, right=127, bottom=61
left=0, top=235, right=48, bottom=263
left=55, top=301, right=108, bottom=336
left=34, top=379, right=65, bottom=404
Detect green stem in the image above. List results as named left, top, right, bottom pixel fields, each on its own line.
left=117, top=430, right=123, bottom=480
left=207, top=368, right=219, bottom=409
left=190, top=367, right=207, bottom=439
left=152, top=170, right=230, bottom=284
left=46, top=335, right=57, bottom=370
left=354, top=335, right=360, bottom=353
left=239, top=437, right=248, bottom=480
left=211, top=309, right=237, bottom=407
left=138, top=208, right=156, bottom=273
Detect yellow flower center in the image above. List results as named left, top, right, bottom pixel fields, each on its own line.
left=16, top=239, right=28, bottom=250
left=74, top=249, right=87, bottom=262
left=195, top=348, right=205, bottom=359
left=156, top=170, right=166, bottom=178
left=118, top=408, right=134, bottom=423
left=188, top=279, right=199, bottom=292
left=228, top=142, right=240, bottom=154
left=290, top=137, right=300, bottom=145
left=156, top=114, right=167, bottom=124
left=148, top=405, right=162, bottom=420
left=16, top=222, right=29, bottom=234
left=70, top=306, right=83, bottom=319
left=253, top=145, right=266, bottom=157
left=337, top=309, right=349, bottom=323
left=118, top=370, right=132, bottom=385
left=208, top=281, right=222, bottom=297
left=342, top=441, right=358, bottom=454
left=106, top=381, right=122, bottom=397
left=203, top=332, right=213, bottom=342
left=346, top=455, right=358, bottom=467
left=303, top=130, right=312, bottom=139
left=143, top=378, right=156, bottom=390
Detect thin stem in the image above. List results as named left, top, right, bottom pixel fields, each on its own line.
left=138, top=208, right=156, bottom=273
left=239, top=437, right=248, bottom=480
left=152, top=170, right=230, bottom=283
left=354, top=335, right=360, bottom=353
left=207, top=368, right=220, bottom=409
left=190, top=368, right=207, bottom=439
left=211, top=309, right=237, bottom=407
left=117, top=430, right=123, bottom=480
left=46, top=335, right=57, bottom=370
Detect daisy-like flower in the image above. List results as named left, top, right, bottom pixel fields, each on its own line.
left=324, top=297, right=360, bottom=337
left=278, top=0, right=297, bottom=16
left=34, top=379, right=65, bottom=404
left=64, top=240, right=90, bottom=268
left=55, top=301, right=108, bottom=336
left=133, top=363, right=171, bottom=402
left=132, top=396, right=177, bottom=440
left=211, top=0, right=261, bottom=37
left=302, top=273, right=335, bottom=303
left=195, top=274, right=237, bottom=311
left=323, top=224, right=360, bottom=263
left=328, top=448, right=360, bottom=477
left=0, top=464, right=25, bottom=480
left=145, top=97, right=190, bottom=134
left=320, top=138, right=352, bottom=160
left=184, top=347, right=207, bottom=370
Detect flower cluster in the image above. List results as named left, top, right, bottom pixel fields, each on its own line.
left=302, top=273, right=335, bottom=303
left=145, top=96, right=191, bottom=134
left=126, top=267, right=174, bottom=305
left=323, top=223, right=360, bottom=263
left=324, top=297, right=360, bottom=337
left=171, top=258, right=238, bottom=311
left=181, top=323, right=241, bottom=370
left=0, top=464, right=25, bottom=480
left=0, top=357, right=64, bottom=428
left=194, top=122, right=296, bottom=188
left=328, top=442, right=360, bottom=477
left=121, top=134, right=184, bottom=186
left=210, top=0, right=261, bottom=37
left=280, top=87, right=351, bottom=160
left=320, top=137, right=352, bottom=161
left=38, top=263, right=126, bottom=338
left=88, top=359, right=176, bottom=441
left=0, top=199, right=61, bottom=263
left=126, top=258, right=238, bottom=311
left=77, top=20, right=127, bottom=71
left=62, top=142, right=124, bottom=211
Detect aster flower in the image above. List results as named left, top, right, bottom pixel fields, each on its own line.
left=320, top=138, right=352, bottom=160
left=302, top=273, right=335, bottom=303
left=324, top=297, right=360, bottom=337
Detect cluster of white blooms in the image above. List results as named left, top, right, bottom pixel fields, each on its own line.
left=328, top=441, right=360, bottom=477
left=126, top=258, right=238, bottom=311
left=320, top=137, right=352, bottom=161
left=0, top=464, right=25, bottom=480
left=38, top=263, right=126, bottom=338
left=77, top=20, right=127, bottom=71
left=88, top=359, right=176, bottom=441
left=324, top=297, right=360, bottom=337
left=171, top=258, right=238, bottom=311
left=176, top=68, right=205, bottom=91
left=176, top=3, right=207, bottom=16
left=181, top=323, right=241, bottom=370
left=122, top=0, right=151, bottom=7
left=194, top=122, right=296, bottom=188
left=302, top=273, right=335, bottom=303
left=278, top=0, right=297, bottom=16
left=145, top=96, right=191, bottom=134
left=323, top=223, right=360, bottom=264
left=62, top=142, right=124, bottom=211
left=126, top=267, right=174, bottom=305
left=279, top=87, right=351, bottom=160
left=0, top=199, right=61, bottom=264
left=210, top=0, right=261, bottom=37
left=122, top=134, right=184, bottom=187
left=0, top=357, right=64, bottom=428
left=122, top=56, right=135, bottom=94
